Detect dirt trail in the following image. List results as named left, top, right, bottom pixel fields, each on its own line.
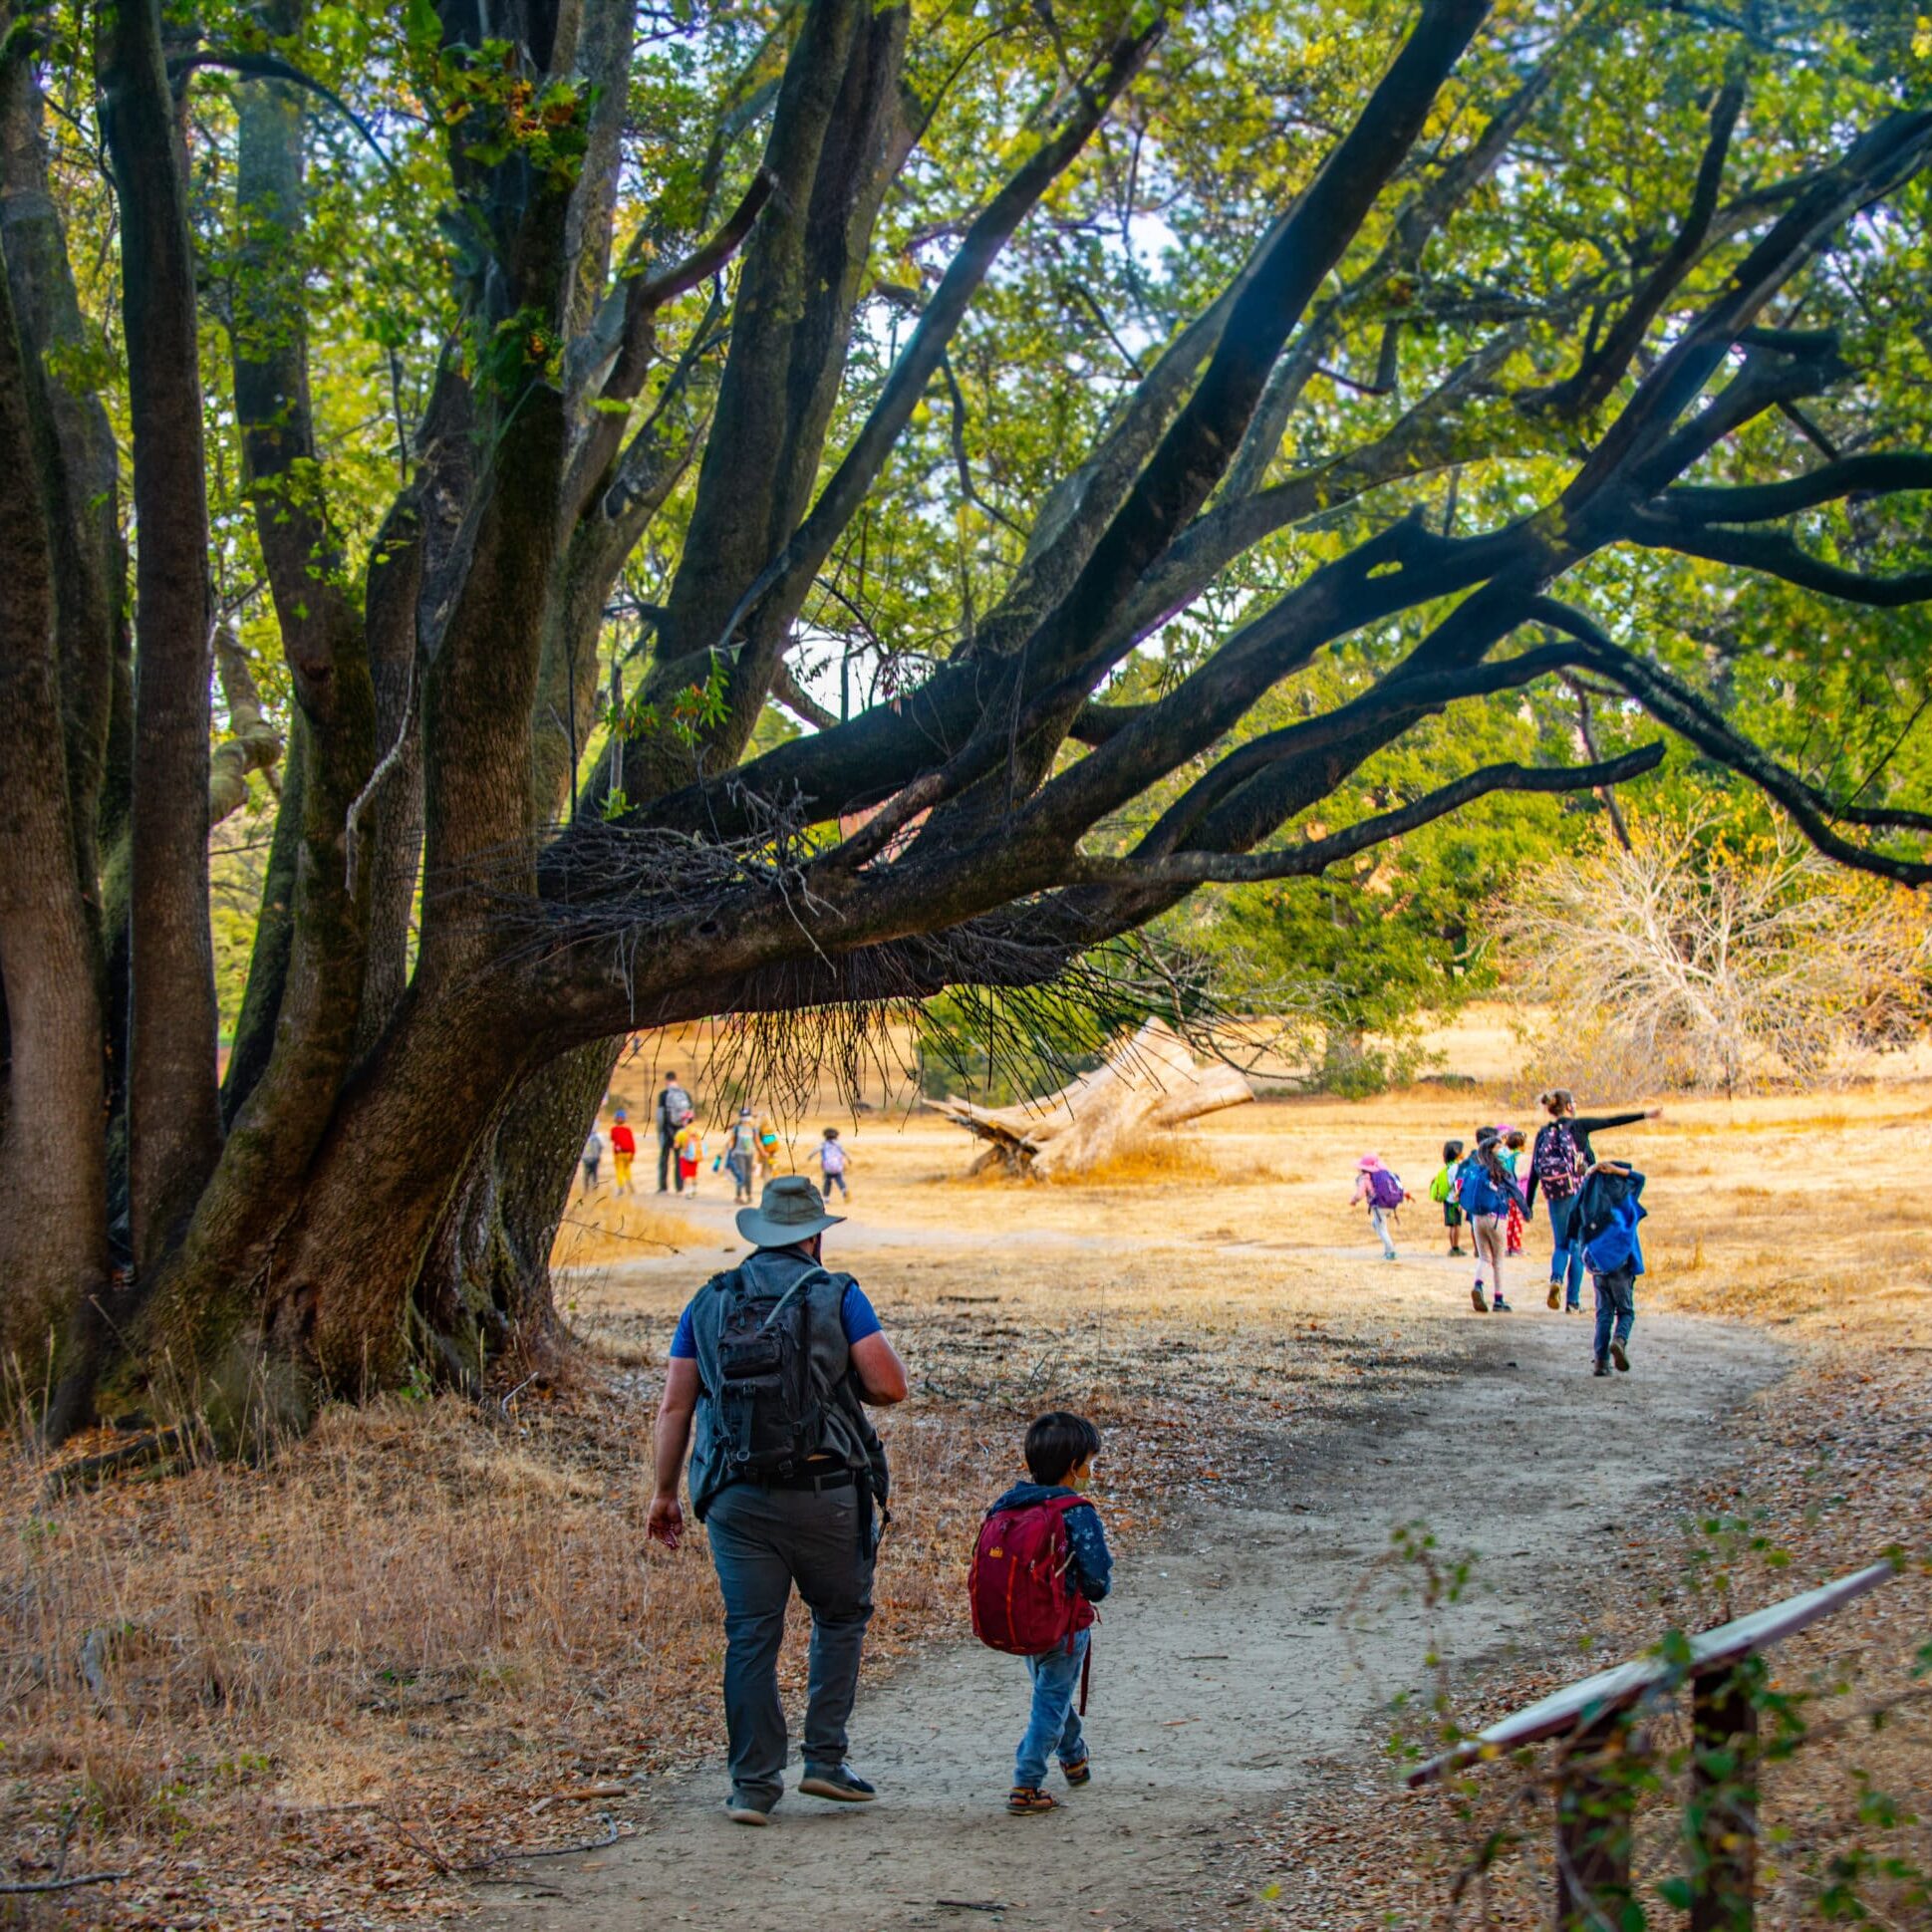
left=473, top=1309, right=1787, bottom=1932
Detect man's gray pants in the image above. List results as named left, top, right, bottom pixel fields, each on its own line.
left=703, top=1480, right=875, bottom=1806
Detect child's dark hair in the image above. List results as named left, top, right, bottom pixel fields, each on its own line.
left=823, top=1126, right=839, bottom=1139
left=1506, top=1128, right=1526, bottom=1151
left=1024, top=1412, right=1101, bottom=1486
left=1442, top=1138, right=1464, bottom=1164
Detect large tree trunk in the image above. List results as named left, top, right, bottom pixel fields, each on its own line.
left=106, top=972, right=536, bottom=1433
left=0, top=52, right=120, bottom=924
left=100, top=0, right=222, bottom=1269
left=0, top=234, right=109, bottom=1373
left=418, top=1041, right=619, bottom=1383
left=16, top=0, right=1917, bottom=1461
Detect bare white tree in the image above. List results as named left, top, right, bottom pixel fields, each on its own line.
left=1494, top=819, right=1931, bottom=1096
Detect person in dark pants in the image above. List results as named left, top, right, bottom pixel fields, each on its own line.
left=655, top=1070, right=692, bottom=1193
left=1577, top=1161, right=1647, bottom=1375
left=648, top=1177, right=909, bottom=1825
left=1526, top=1091, right=1661, bottom=1312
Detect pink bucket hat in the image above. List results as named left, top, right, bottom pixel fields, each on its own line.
left=1355, top=1154, right=1383, bottom=1172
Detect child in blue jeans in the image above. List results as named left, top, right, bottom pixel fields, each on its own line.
left=1577, top=1161, right=1647, bottom=1375
left=993, top=1413, right=1114, bottom=1814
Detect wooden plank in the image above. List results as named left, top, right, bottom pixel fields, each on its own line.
left=1553, top=1712, right=1634, bottom=1930
left=1407, top=1561, right=1892, bottom=1788
left=1689, top=1667, right=1760, bottom=1931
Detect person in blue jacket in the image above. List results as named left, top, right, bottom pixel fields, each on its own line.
left=1454, top=1127, right=1528, bottom=1313
left=1575, top=1161, right=1646, bottom=1375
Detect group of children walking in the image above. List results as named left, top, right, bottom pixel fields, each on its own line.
left=1351, top=1090, right=1660, bottom=1376
left=583, top=1106, right=855, bottom=1206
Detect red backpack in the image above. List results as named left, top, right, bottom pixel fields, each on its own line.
left=969, top=1495, right=1096, bottom=1656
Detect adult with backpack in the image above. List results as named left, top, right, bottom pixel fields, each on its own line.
left=655, top=1069, right=694, bottom=1194
left=1349, top=1154, right=1407, bottom=1260
left=1524, top=1091, right=1661, bottom=1312
left=647, top=1175, right=909, bottom=1826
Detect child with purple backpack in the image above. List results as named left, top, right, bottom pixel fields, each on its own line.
left=1350, top=1154, right=1407, bottom=1261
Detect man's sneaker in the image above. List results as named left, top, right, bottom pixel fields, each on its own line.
left=799, top=1763, right=877, bottom=1803
left=1493, top=1296, right=1512, bottom=1311
left=1007, top=1785, right=1057, bottom=1815
left=1471, top=1284, right=1489, bottom=1312
left=1062, top=1755, right=1091, bottom=1788
left=1547, top=1283, right=1560, bottom=1310
left=1593, top=1361, right=1611, bottom=1377
left=725, top=1793, right=773, bottom=1825
left=1610, top=1339, right=1630, bottom=1373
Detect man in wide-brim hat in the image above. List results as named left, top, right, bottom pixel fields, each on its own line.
left=649, top=1175, right=909, bottom=1825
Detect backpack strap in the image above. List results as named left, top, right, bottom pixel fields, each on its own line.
left=758, top=1263, right=833, bottom=1332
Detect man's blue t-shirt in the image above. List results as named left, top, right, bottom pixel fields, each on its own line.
left=669, top=1279, right=882, bottom=1360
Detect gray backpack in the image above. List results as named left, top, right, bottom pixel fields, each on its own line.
left=713, top=1266, right=830, bottom=1482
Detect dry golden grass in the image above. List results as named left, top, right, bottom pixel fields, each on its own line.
left=0, top=1370, right=1025, bottom=1926
left=550, top=1191, right=709, bottom=1266
left=4, top=1233, right=1429, bottom=1925
left=1232, top=1346, right=1932, bottom=1931
left=7, top=1031, right=1931, bottom=1925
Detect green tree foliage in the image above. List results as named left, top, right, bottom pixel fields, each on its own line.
left=5, top=0, right=1931, bottom=1431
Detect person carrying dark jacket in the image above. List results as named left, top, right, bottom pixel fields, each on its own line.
left=1525, top=1091, right=1660, bottom=1313
left=1575, top=1162, right=1647, bottom=1376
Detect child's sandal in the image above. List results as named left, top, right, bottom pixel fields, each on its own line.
left=1006, top=1786, right=1057, bottom=1815
left=1062, top=1756, right=1091, bottom=1788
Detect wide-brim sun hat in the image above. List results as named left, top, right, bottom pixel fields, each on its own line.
left=1356, top=1154, right=1383, bottom=1171
left=737, top=1174, right=845, bottom=1247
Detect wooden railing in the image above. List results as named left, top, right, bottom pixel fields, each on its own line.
left=1407, top=1562, right=1896, bottom=1929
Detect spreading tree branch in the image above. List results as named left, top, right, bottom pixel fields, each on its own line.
left=1660, top=451, right=1932, bottom=521
left=1626, top=509, right=1932, bottom=607
left=1130, top=637, right=1585, bottom=860
left=207, top=628, right=282, bottom=827
left=171, top=49, right=401, bottom=182
left=1066, top=744, right=1666, bottom=886
left=1529, top=599, right=1932, bottom=885
left=1527, top=75, right=1745, bottom=421
left=706, top=5, right=1168, bottom=690
left=903, top=0, right=1496, bottom=844
left=1562, top=108, right=1932, bottom=510
left=594, top=167, right=775, bottom=406
left=1224, top=34, right=1570, bottom=499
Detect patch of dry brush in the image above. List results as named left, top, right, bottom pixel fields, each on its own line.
left=2, top=1247, right=1413, bottom=1928
left=1233, top=1346, right=1932, bottom=1931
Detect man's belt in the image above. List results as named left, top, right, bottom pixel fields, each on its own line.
left=749, top=1464, right=856, bottom=1494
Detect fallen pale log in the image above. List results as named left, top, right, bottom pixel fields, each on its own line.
left=929, top=1018, right=1253, bottom=1177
